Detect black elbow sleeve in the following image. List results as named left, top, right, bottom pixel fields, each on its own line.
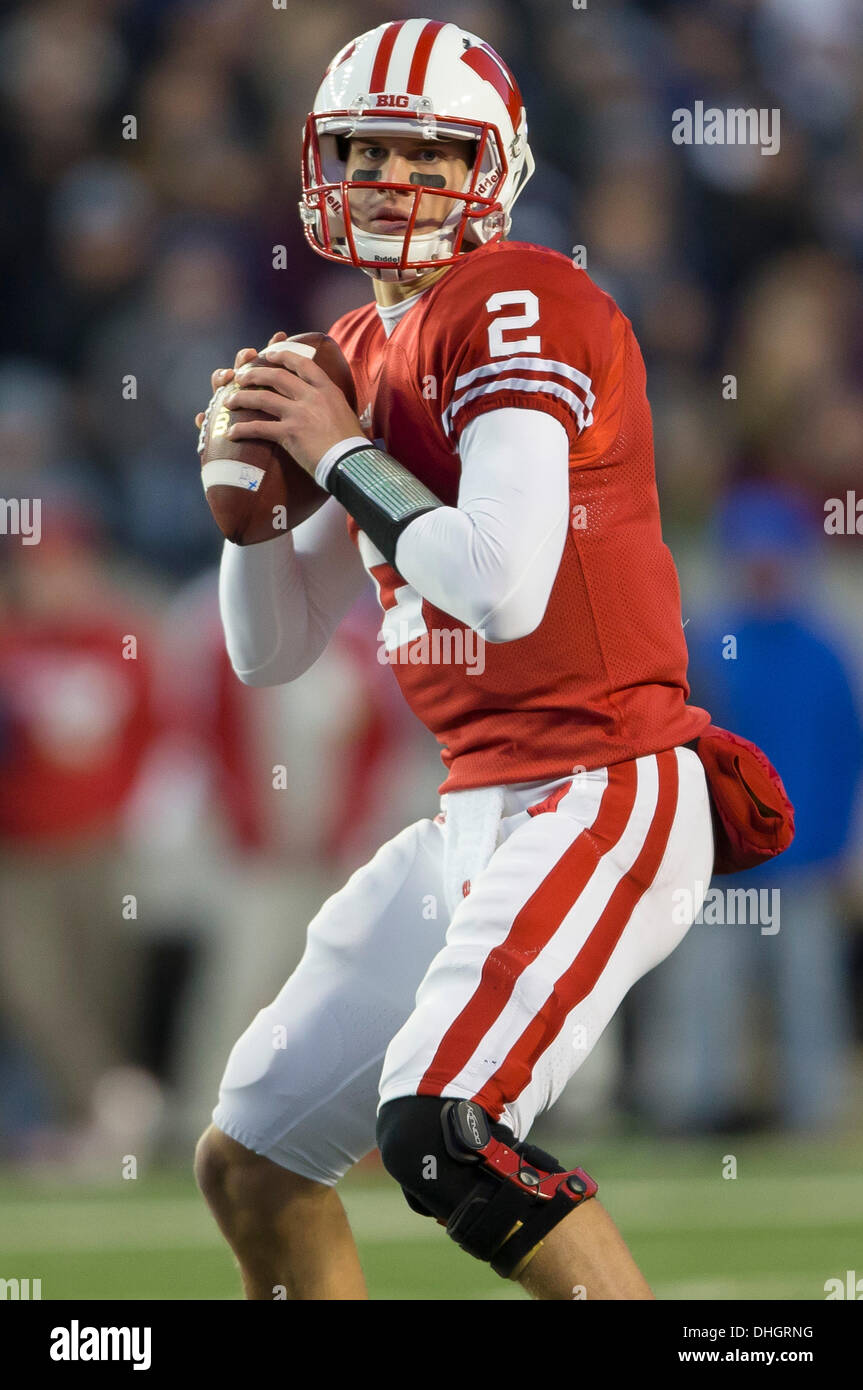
left=326, top=445, right=442, bottom=567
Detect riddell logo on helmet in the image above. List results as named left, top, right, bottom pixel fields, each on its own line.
left=375, top=94, right=410, bottom=108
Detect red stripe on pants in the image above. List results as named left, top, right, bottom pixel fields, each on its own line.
left=418, top=760, right=638, bottom=1096
left=473, top=750, right=680, bottom=1120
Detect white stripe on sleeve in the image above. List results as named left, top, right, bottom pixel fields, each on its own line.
left=442, top=356, right=595, bottom=438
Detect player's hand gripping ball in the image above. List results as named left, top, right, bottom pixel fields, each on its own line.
left=197, top=332, right=357, bottom=544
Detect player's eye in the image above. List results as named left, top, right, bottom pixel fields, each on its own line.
left=361, top=147, right=387, bottom=161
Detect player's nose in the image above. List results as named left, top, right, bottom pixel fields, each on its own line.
left=381, top=152, right=415, bottom=187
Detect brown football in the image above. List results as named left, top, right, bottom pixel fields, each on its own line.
left=198, top=332, right=357, bottom=544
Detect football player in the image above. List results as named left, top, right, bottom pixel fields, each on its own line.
left=194, top=18, right=715, bottom=1299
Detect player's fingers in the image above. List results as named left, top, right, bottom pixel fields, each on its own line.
left=194, top=412, right=204, bottom=428
left=259, top=346, right=329, bottom=387
left=267, top=331, right=288, bottom=345
left=233, top=346, right=258, bottom=369
left=211, top=367, right=234, bottom=392
left=232, top=365, right=303, bottom=398
left=226, top=387, right=291, bottom=417
left=227, top=416, right=286, bottom=443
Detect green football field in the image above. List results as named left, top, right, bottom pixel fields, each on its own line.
left=2, top=1125, right=861, bottom=1301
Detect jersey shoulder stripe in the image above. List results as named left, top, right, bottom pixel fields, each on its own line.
left=452, top=355, right=595, bottom=404
left=442, top=372, right=594, bottom=440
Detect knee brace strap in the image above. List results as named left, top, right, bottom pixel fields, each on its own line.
left=442, top=1100, right=598, bottom=1279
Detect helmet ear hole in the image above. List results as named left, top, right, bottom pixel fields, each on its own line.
left=461, top=138, right=477, bottom=172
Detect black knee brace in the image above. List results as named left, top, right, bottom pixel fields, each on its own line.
left=376, top=1096, right=598, bottom=1279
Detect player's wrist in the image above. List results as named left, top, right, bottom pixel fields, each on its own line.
left=314, top=435, right=371, bottom=489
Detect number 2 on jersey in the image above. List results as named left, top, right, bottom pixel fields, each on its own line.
left=485, top=290, right=541, bottom=357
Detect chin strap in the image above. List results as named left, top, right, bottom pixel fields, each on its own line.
left=359, top=262, right=430, bottom=284
left=350, top=226, right=456, bottom=282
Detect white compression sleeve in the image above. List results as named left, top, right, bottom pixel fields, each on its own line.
left=392, top=408, right=570, bottom=642
left=218, top=495, right=366, bottom=685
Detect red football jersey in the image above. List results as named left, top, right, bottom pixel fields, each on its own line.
left=328, top=240, right=710, bottom=791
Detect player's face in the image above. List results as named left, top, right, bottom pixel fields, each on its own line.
left=344, top=135, right=472, bottom=238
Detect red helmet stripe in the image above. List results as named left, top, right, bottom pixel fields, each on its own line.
left=368, top=20, right=407, bottom=91
left=323, top=38, right=357, bottom=77
left=460, top=45, right=522, bottom=127
left=406, top=19, right=447, bottom=94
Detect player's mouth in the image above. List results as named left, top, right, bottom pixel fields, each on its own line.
left=366, top=207, right=436, bottom=232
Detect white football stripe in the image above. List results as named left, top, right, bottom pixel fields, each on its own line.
left=453, top=356, right=595, bottom=407
left=201, top=459, right=266, bottom=493
left=261, top=339, right=316, bottom=360
left=442, top=377, right=594, bottom=437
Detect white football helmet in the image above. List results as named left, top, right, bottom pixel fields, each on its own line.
left=300, top=18, right=535, bottom=283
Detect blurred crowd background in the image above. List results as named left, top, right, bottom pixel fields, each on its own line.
left=1, top=0, right=862, bottom=1168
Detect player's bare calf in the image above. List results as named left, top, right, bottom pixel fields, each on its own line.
left=518, top=1198, right=654, bottom=1301
left=194, top=1126, right=368, bottom=1301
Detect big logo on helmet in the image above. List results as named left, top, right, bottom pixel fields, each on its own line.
left=375, top=94, right=410, bottom=108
